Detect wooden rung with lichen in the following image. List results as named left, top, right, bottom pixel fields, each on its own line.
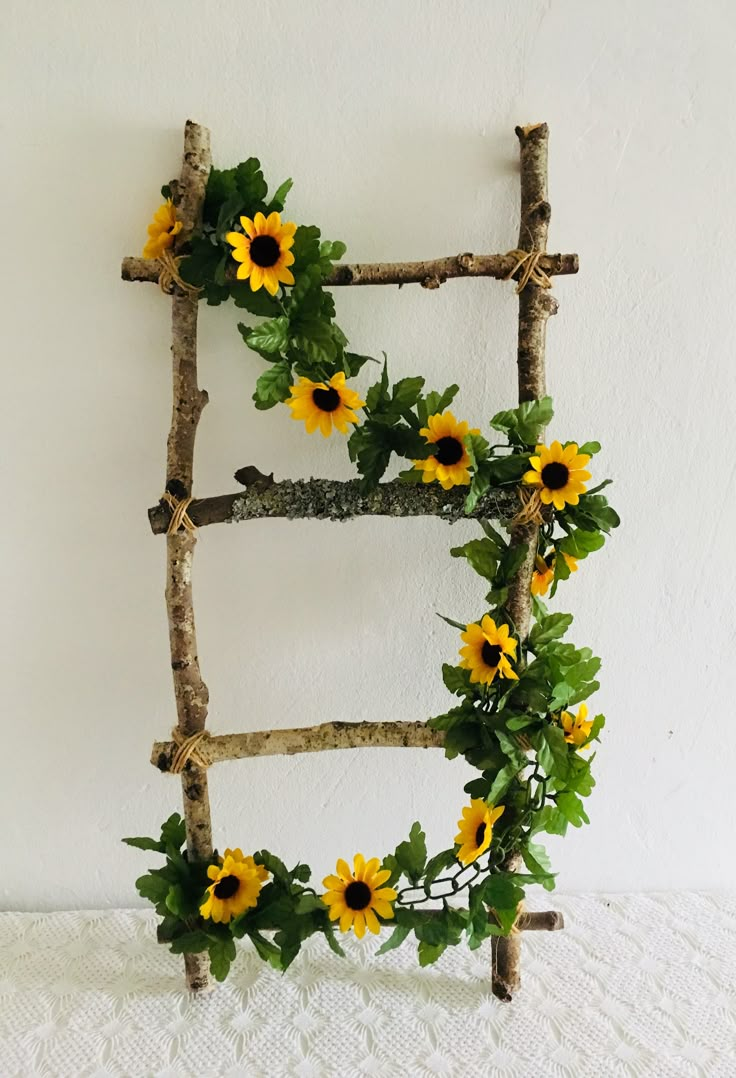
left=121, top=118, right=574, bottom=999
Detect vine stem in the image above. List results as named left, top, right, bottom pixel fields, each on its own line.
left=491, top=122, right=560, bottom=1003
left=163, top=120, right=214, bottom=993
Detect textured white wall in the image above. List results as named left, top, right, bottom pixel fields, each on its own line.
left=3, top=0, right=735, bottom=910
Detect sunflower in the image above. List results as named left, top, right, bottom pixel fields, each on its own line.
left=459, top=615, right=519, bottom=685
left=287, top=371, right=365, bottom=437
left=454, top=798, right=505, bottom=866
left=413, top=411, right=480, bottom=490
left=531, top=551, right=579, bottom=596
left=523, top=441, right=592, bottom=511
left=321, top=854, right=397, bottom=938
left=221, top=848, right=269, bottom=883
left=142, top=199, right=183, bottom=260
left=225, top=211, right=297, bottom=295
left=560, top=702, right=594, bottom=749
left=199, top=853, right=264, bottom=924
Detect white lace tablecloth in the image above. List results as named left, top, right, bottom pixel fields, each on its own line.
left=1, top=893, right=735, bottom=1077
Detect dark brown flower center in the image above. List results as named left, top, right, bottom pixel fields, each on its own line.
left=344, top=880, right=372, bottom=911
left=475, top=822, right=487, bottom=847
left=434, top=436, right=464, bottom=466
left=249, top=234, right=281, bottom=267
left=312, top=386, right=340, bottom=412
left=540, top=461, right=569, bottom=490
left=213, top=874, right=241, bottom=899
left=481, top=642, right=502, bottom=667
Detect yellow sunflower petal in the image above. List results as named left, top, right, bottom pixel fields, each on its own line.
left=364, top=908, right=380, bottom=935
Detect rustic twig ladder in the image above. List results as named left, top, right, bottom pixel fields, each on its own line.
left=121, top=120, right=579, bottom=997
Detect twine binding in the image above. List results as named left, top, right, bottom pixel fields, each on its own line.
left=170, top=729, right=211, bottom=773
left=511, top=487, right=545, bottom=526
left=157, top=249, right=201, bottom=296
left=162, top=491, right=197, bottom=535
left=504, top=249, right=552, bottom=293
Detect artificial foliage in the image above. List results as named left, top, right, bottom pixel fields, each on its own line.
left=125, top=153, right=619, bottom=983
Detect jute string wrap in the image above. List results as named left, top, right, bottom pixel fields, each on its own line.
left=162, top=491, right=197, bottom=535
left=157, top=249, right=201, bottom=296
left=504, top=248, right=552, bottom=293
left=169, top=728, right=212, bottom=773
left=512, top=486, right=546, bottom=526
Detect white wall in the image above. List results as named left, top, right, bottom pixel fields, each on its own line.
left=3, top=0, right=735, bottom=910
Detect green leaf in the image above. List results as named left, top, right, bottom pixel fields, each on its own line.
left=535, top=725, right=570, bottom=781
left=169, top=931, right=211, bottom=955
left=521, top=842, right=556, bottom=891
left=556, top=791, right=590, bottom=828
left=321, top=926, right=346, bottom=958
left=427, top=702, right=474, bottom=732
left=230, top=283, right=282, bottom=317
left=268, top=177, right=294, bottom=212
left=489, top=397, right=554, bottom=446
left=376, top=923, right=412, bottom=956
left=319, top=238, right=347, bottom=262
left=135, top=873, right=170, bottom=905
left=559, top=529, right=605, bottom=560
left=486, top=764, right=517, bottom=804
left=234, top=158, right=268, bottom=206
left=436, top=612, right=468, bottom=632
left=291, top=224, right=322, bottom=272
left=392, top=822, right=427, bottom=886
left=529, top=613, right=574, bottom=650
left=242, top=316, right=290, bottom=355
left=417, top=384, right=459, bottom=427
left=578, top=440, right=601, bottom=456
left=294, top=894, right=324, bottom=915
left=122, top=835, right=163, bottom=853
left=365, top=359, right=390, bottom=413
left=208, top=936, right=237, bottom=982
left=450, top=538, right=499, bottom=582
left=347, top=422, right=393, bottom=488
left=464, top=464, right=491, bottom=514
left=423, top=849, right=458, bottom=888
left=165, top=884, right=186, bottom=916
left=495, top=729, right=528, bottom=770
left=464, top=431, right=490, bottom=469
left=568, top=494, right=620, bottom=533
left=178, top=236, right=223, bottom=288
left=441, top=664, right=474, bottom=699
left=342, top=351, right=377, bottom=377
left=249, top=931, right=283, bottom=968
left=534, top=805, right=568, bottom=836
left=585, top=713, right=606, bottom=746
left=253, top=361, right=292, bottom=409
left=392, top=376, right=425, bottom=410
left=486, top=453, right=532, bottom=485
left=160, top=184, right=172, bottom=200
left=254, top=850, right=290, bottom=885
left=290, top=863, right=311, bottom=884
left=160, top=814, right=186, bottom=851
left=418, top=939, right=447, bottom=967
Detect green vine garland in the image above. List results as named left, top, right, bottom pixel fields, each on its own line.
left=126, top=155, right=619, bottom=982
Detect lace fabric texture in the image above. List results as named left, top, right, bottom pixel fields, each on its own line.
left=1, top=893, right=735, bottom=1077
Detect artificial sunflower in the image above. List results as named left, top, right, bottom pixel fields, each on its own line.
left=531, top=551, right=579, bottom=596
left=287, top=371, right=365, bottom=437
left=459, top=615, right=519, bottom=685
left=454, top=798, right=505, bottom=866
left=225, top=211, right=296, bottom=295
left=221, top=847, right=269, bottom=883
left=560, top=702, right=594, bottom=749
left=413, top=411, right=480, bottom=490
left=199, top=853, right=264, bottom=924
left=321, top=854, right=397, bottom=938
left=142, top=199, right=183, bottom=260
left=523, top=441, right=592, bottom=511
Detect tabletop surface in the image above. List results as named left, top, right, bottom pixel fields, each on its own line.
left=1, top=892, right=735, bottom=1078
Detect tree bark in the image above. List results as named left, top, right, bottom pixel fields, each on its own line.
left=148, top=479, right=519, bottom=534
left=152, top=719, right=445, bottom=772
left=163, top=120, right=214, bottom=993
left=122, top=250, right=577, bottom=289
left=491, top=122, right=559, bottom=1003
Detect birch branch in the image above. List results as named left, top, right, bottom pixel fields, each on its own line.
left=492, top=121, right=559, bottom=1005
left=163, top=120, right=213, bottom=994
left=147, top=478, right=519, bottom=534
left=152, top=720, right=445, bottom=772
left=121, top=251, right=578, bottom=289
